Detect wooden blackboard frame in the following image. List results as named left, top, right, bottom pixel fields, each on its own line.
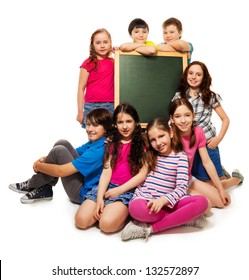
left=115, top=50, right=188, bottom=128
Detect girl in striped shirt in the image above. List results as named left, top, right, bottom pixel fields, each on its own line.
left=121, top=118, right=208, bottom=241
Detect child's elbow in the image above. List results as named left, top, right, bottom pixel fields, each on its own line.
left=147, top=46, right=157, bottom=56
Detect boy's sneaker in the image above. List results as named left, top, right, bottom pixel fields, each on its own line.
left=9, top=179, right=34, bottom=193
left=184, top=215, right=207, bottom=228
left=222, top=166, right=231, bottom=179
left=121, top=221, right=151, bottom=241
left=20, top=185, right=53, bottom=204
left=232, top=169, right=244, bottom=185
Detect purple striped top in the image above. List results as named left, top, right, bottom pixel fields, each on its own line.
left=132, top=151, right=189, bottom=208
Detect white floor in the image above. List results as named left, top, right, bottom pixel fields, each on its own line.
left=1, top=154, right=248, bottom=280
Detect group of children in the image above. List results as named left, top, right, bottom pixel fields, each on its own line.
left=9, top=17, right=244, bottom=241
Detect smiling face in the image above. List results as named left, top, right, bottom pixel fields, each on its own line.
left=187, top=64, right=204, bottom=90
left=86, top=121, right=106, bottom=142
left=130, top=27, right=149, bottom=44
left=148, top=127, right=172, bottom=156
left=162, top=24, right=182, bottom=43
left=170, top=104, right=194, bottom=136
left=116, top=112, right=136, bottom=142
left=93, top=31, right=112, bottom=59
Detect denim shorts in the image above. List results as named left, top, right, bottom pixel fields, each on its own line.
left=85, top=182, right=134, bottom=206
left=191, top=146, right=223, bottom=180
left=82, top=102, right=114, bottom=128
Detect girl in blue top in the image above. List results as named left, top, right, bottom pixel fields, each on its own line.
left=9, top=108, right=112, bottom=204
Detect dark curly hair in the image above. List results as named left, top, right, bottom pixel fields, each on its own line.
left=103, top=103, right=146, bottom=176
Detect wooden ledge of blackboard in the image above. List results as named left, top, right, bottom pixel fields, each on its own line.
left=115, top=50, right=188, bottom=59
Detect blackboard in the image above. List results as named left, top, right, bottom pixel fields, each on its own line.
left=115, top=51, right=187, bottom=127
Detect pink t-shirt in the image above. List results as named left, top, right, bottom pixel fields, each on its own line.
left=110, top=142, right=132, bottom=185
left=181, top=126, right=206, bottom=176
left=80, top=57, right=114, bottom=102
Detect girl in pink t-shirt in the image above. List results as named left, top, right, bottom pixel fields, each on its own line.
left=75, top=103, right=147, bottom=233
left=169, top=98, right=242, bottom=210
left=76, top=28, right=114, bottom=128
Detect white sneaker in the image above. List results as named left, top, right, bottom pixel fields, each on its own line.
left=121, top=221, right=151, bottom=241
left=184, top=215, right=207, bottom=228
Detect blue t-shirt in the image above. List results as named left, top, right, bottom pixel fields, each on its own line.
left=72, top=137, right=106, bottom=202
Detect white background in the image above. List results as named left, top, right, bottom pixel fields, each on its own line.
left=0, top=1, right=248, bottom=279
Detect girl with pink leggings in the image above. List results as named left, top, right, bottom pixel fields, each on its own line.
left=129, top=195, right=207, bottom=233
left=121, top=118, right=208, bottom=241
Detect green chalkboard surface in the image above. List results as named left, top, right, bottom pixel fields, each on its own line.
left=115, top=51, right=187, bottom=126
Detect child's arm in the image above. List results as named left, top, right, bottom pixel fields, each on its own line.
left=120, top=42, right=157, bottom=56
left=120, top=42, right=143, bottom=52
left=76, top=68, right=89, bottom=125
left=158, top=39, right=191, bottom=52
left=94, top=159, right=113, bottom=220
left=198, top=147, right=231, bottom=206
left=207, top=105, right=230, bottom=149
left=104, top=165, right=148, bottom=199
left=33, top=161, right=78, bottom=177
left=157, top=44, right=176, bottom=52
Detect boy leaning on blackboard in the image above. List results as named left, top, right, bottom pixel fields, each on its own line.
left=119, top=18, right=158, bottom=56
left=158, top=17, right=193, bottom=64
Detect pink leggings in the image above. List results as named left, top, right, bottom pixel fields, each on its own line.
left=129, top=195, right=208, bottom=233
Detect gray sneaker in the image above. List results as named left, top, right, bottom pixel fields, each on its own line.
left=232, top=169, right=244, bottom=185
left=184, top=215, right=207, bottom=228
left=9, top=179, right=34, bottom=193
left=121, top=221, right=151, bottom=241
left=20, top=185, right=53, bottom=204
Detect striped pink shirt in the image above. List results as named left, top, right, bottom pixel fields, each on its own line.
left=132, top=151, right=189, bottom=208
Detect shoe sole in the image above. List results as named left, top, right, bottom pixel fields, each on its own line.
left=20, top=197, right=53, bottom=204
left=9, top=185, right=32, bottom=194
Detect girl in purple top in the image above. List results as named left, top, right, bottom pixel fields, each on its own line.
left=76, top=28, right=114, bottom=128
left=75, top=103, right=147, bottom=233
left=121, top=118, right=208, bottom=241
left=169, top=98, right=243, bottom=210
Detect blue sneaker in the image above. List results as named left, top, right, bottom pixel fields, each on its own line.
left=9, top=179, right=34, bottom=193
left=20, top=185, right=53, bottom=204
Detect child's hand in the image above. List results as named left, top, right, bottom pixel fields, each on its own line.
left=105, top=188, right=122, bottom=199
left=218, top=188, right=231, bottom=206
left=94, top=199, right=104, bottom=220
left=207, top=137, right=220, bottom=149
left=147, top=197, right=168, bottom=214
left=104, top=137, right=112, bottom=144
left=76, top=112, right=84, bottom=125
left=33, top=157, right=46, bottom=173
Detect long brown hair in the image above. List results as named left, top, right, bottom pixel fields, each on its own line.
left=169, top=98, right=196, bottom=149
left=177, top=61, right=217, bottom=106
left=145, top=117, right=184, bottom=172
left=87, top=28, right=112, bottom=70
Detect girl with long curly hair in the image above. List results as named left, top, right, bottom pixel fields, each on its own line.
left=75, top=103, right=148, bottom=233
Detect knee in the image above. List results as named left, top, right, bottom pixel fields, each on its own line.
left=99, top=216, right=120, bottom=233
left=54, top=139, right=69, bottom=147
left=74, top=212, right=91, bottom=230
left=129, top=199, right=147, bottom=220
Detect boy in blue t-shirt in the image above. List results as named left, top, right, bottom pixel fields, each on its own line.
left=8, top=108, right=112, bottom=205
